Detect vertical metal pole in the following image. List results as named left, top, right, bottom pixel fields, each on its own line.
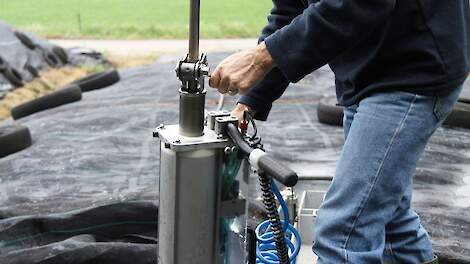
left=178, top=0, right=205, bottom=137
left=188, top=0, right=200, bottom=62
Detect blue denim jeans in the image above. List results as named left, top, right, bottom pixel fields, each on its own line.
left=313, top=85, right=463, bottom=264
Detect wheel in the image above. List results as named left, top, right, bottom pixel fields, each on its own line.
left=52, top=46, right=68, bottom=64
left=0, top=124, right=32, bottom=158
left=72, top=69, right=120, bottom=92
left=443, top=102, right=470, bottom=129
left=11, top=84, right=82, bottom=120
left=317, top=96, right=344, bottom=127
left=14, top=31, right=37, bottom=50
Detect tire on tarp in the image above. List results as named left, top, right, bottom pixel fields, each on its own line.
left=42, top=50, right=60, bottom=68
left=52, top=46, right=68, bottom=65
left=0, top=124, right=32, bottom=158
left=13, top=31, right=36, bottom=50
left=11, top=84, right=82, bottom=120
left=25, top=64, right=39, bottom=78
left=0, top=57, right=24, bottom=87
left=317, top=96, right=344, bottom=127
left=72, top=69, right=120, bottom=92
left=2, top=67, right=24, bottom=87
left=443, top=102, right=470, bottom=129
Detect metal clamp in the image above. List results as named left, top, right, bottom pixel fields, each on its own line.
left=175, top=53, right=209, bottom=92
left=215, top=115, right=238, bottom=138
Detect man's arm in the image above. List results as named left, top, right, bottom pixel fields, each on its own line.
left=265, top=0, right=396, bottom=82
left=211, top=0, right=397, bottom=120
left=238, top=0, right=306, bottom=121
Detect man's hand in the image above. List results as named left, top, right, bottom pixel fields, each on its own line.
left=209, top=42, right=275, bottom=96
left=231, top=103, right=253, bottom=123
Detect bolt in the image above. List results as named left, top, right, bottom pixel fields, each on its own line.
left=173, top=139, right=181, bottom=144
left=231, top=146, right=238, bottom=153
left=157, top=124, right=165, bottom=130
left=224, top=147, right=232, bottom=154
left=200, top=66, right=210, bottom=76
left=217, top=134, right=224, bottom=139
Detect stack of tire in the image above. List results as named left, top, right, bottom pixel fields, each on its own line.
left=0, top=30, right=120, bottom=159
left=317, top=95, right=470, bottom=129
left=0, top=31, right=68, bottom=93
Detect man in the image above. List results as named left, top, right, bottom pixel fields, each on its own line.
left=209, top=0, right=469, bottom=263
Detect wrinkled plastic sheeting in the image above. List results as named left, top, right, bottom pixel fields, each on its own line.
left=0, top=53, right=468, bottom=263
left=0, top=21, right=110, bottom=99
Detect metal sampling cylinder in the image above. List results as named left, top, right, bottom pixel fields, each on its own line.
left=179, top=90, right=206, bottom=137
left=158, top=143, right=222, bottom=263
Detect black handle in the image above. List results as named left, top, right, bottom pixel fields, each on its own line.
left=258, top=155, right=298, bottom=187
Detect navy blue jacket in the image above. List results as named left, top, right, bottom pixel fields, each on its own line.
left=239, top=0, right=470, bottom=120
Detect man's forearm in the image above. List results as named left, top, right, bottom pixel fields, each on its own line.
left=238, top=0, right=305, bottom=119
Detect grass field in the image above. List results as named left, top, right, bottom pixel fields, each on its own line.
left=0, top=0, right=272, bottom=39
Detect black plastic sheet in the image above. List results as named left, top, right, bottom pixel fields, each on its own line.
left=0, top=53, right=469, bottom=263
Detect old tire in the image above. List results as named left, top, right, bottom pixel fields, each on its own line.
left=72, top=69, right=120, bottom=92
left=14, top=31, right=36, bottom=50
left=3, top=67, right=24, bottom=87
left=0, top=57, right=24, bottom=87
left=11, top=84, right=82, bottom=120
left=0, top=124, right=32, bottom=158
left=42, top=50, right=60, bottom=68
left=443, top=102, right=470, bottom=129
left=317, top=96, right=344, bottom=127
left=52, top=46, right=68, bottom=64
left=25, top=64, right=40, bottom=78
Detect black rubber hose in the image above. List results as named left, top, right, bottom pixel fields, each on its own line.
left=226, top=123, right=253, bottom=155
left=226, top=122, right=299, bottom=187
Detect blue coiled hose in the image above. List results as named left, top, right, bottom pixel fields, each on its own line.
left=255, top=181, right=301, bottom=264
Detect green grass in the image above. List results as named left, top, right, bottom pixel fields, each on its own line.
left=0, top=0, right=272, bottom=39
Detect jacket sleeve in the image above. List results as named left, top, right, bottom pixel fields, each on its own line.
left=238, top=0, right=305, bottom=121
left=264, top=0, right=396, bottom=83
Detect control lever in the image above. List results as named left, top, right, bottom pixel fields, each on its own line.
left=226, top=123, right=298, bottom=187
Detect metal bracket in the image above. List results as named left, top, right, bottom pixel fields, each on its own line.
left=155, top=124, right=229, bottom=152
left=215, top=115, right=238, bottom=138
left=207, top=110, right=231, bottom=130
left=175, top=53, right=209, bottom=92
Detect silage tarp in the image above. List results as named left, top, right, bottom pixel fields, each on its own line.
left=0, top=21, right=110, bottom=99
left=0, top=53, right=469, bottom=263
